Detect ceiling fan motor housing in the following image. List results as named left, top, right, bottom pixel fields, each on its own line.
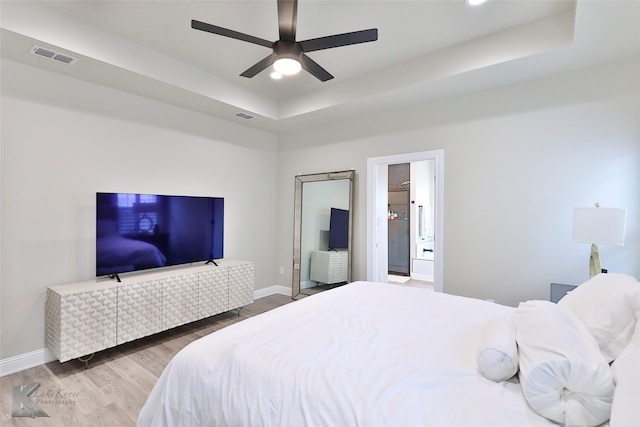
left=273, top=40, right=303, bottom=61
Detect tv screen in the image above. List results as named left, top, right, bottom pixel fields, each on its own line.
left=96, top=192, right=223, bottom=276
left=328, top=207, right=349, bottom=250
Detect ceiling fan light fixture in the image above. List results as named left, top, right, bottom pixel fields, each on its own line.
left=192, top=0, right=378, bottom=82
left=273, top=57, right=302, bottom=75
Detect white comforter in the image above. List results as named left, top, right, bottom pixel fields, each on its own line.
left=138, top=281, right=555, bottom=427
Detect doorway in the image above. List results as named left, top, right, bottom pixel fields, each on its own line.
left=366, top=150, right=444, bottom=292
left=388, top=163, right=411, bottom=276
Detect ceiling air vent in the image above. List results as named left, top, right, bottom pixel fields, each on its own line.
left=30, top=45, right=78, bottom=65
left=234, top=112, right=254, bottom=120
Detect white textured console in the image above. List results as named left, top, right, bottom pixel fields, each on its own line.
left=309, top=251, right=348, bottom=285
left=46, top=260, right=254, bottom=363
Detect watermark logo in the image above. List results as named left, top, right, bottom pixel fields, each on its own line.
left=12, top=382, right=80, bottom=418
left=12, top=382, right=49, bottom=418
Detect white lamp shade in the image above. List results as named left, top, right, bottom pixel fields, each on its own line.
left=573, top=207, right=626, bottom=246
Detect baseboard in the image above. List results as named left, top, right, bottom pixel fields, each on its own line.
left=253, top=284, right=291, bottom=299
left=1, top=285, right=291, bottom=377
left=0, top=348, right=56, bottom=377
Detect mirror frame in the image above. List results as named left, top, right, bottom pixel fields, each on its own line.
left=292, top=170, right=355, bottom=299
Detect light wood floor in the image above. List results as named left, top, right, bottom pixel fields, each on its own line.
left=0, top=294, right=293, bottom=427
left=387, top=275, right=434, bottom=290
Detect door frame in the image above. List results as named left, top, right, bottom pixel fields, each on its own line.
left=366, top=149, right=444, bottom=292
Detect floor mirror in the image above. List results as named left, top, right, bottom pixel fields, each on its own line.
left=292, top=170, right=354, bottom=299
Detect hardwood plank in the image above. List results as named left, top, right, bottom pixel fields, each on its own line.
left=0, top=294, right=293, bottom=426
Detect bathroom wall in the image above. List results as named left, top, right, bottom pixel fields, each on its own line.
left=412, top=161, right=436, bottom=282
left=388, top=164, right=410, bottom=274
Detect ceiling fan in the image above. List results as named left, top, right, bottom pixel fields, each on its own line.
left=191, top=0, right=378, bottom=82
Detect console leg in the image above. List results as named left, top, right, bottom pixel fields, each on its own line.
left=78, top=353, right=95, bottom=369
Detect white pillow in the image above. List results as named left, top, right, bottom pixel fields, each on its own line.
left=610, top=321, right=640, bottom=427
left=558, top=273, right=640, bottom=362
left=476, top=316, right=518, bottom=382
left=513, top=300, right=614, bottom=427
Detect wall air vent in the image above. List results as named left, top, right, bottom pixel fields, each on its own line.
left=234, top=112, right=254, bottom=120
left=30, top=45, right=78, bottom=65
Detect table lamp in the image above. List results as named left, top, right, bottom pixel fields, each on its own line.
left=573, top=204, right=627, bottom=278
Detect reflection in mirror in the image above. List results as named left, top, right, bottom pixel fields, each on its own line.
left=293, top=170, right=354, bottom=299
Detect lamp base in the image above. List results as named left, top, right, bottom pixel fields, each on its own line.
left=589, top=243, right=601, bottom=278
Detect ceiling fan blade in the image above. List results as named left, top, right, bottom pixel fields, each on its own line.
left=191, top=20, right=273, bottom=48
left=277, top=0, right=297, bottom=42
left=300, top=54, right=333, bottom=82
left=240, top=53, right=278, bottom=78
left=299, top=28, right=378, bottom=53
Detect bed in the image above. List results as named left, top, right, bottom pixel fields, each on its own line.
left=138, top=275, right=639, bottom=427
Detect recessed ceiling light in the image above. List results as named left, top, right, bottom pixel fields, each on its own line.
left=467, top=0, right=488, bottom=6
left=270, top=71, right=283, bottom=80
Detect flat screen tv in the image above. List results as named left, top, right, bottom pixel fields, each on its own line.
left=328, top=207, right=349, bottom=250
left=96, top=192, right=223, bottom=277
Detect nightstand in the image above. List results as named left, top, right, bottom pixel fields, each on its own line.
left=550, top=283, right=577, bottom=303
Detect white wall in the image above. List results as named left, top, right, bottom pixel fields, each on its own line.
left=0, top=59, right=279, bottom=360
left=2, top=55, right=638, bottom=364
left=274, top=58, right=640, bottom=307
